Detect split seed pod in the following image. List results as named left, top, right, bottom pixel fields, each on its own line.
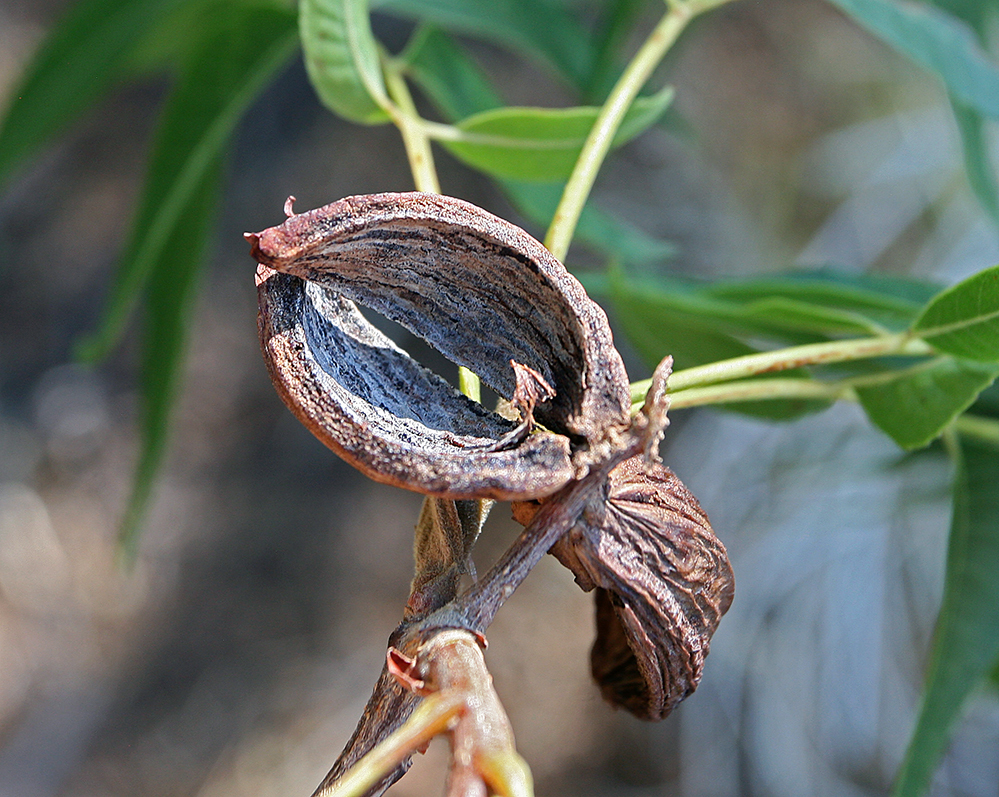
left=249, top=192, right=631, bottom=500
left=531, top=457, right=734, bottom=720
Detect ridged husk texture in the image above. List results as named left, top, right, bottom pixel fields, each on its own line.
left=544, top=457, right=734, bottom=720
left=250, top=192, right=631, bottom=500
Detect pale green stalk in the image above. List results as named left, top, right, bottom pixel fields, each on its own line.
left=383, top=58, right=440, bottom=194
left=954, top=414, right=999, bottom=446
left=544, top=0, right=738, bottom=261
left=663, top=377, right=850, bottom=411
left=630, top=332, right=934, bottom=403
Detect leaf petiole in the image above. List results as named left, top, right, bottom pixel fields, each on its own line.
left=629, top=332, right=934, bottom=406
left=383, top=55, right=440, bottom=194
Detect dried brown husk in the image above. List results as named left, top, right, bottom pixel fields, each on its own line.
left=250, top=192, right=631, bottom=500
left=544, top=457, right=734, bottom=720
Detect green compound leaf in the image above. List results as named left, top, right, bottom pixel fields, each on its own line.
left=502, top=180, right=677, bottom=267
left=379, top=0, right=597, bottom=90
left=120, top=159, right=222, bottom=555
left=0, top=0, right=185, bottom=187
left=600, top=271, right=831, bottom=420
left=825, top=0, right=999, bottom=119
left=707, top=270, right=934, bottom=331
left=892, top=438, right=999, bottom=796
left=951, top=97, right=999, bottom=228
left=913, top=264, right=999, bottom=362
left=401, top=27, right=503, bottom=120
left=80, top=3, right=297, bottom=361
left=856, top=357, right=999, bottom=450
left=438, top=86, right=674, bottom=182
left=403, top=28, right=676, bottom=265
left=301, top=0, right=390, bottom=124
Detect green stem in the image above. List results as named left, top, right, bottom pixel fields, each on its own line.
left=384, top=59, right=440, bottom=194
left=544, top=0, right=737, bottom=261
left=459, top=366, right=482, bottom=403
left=630, top=332, right=934, bottom=401
left=954, top=414, right=999, bottom=447
left=659, top=377, right=851, bottom=411
left=384, top=58, right=483, bottom=402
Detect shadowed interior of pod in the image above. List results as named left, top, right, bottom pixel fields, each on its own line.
left=250, top=193, right=632, bottom=444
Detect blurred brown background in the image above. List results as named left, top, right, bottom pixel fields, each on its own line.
left=2, top=1, right=999, bottom=796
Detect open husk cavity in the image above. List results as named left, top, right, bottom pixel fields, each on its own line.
left=249, top=192, right=733, bottom=724
left=250, top=192, right=631, bottom=500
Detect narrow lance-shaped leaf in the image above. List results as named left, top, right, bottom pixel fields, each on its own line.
left=123, top=0, right=252, bottom=76
left=600, top=271, right=840, bottom=420
left=502, top=180, right=677, bottom=266
left=80, top=3, right=298, bottom=361
left=300, top=0, right=390, bottom=124
left=0, top=0, right=184, bottom=188
left=403, top=29, right=676, bottom=265
left=951, top=97, right=999, bottom=228
left=856, top=357, right=999, bottom=450
left=120, top=159, right=222, bottom=553
left=378, top=0, right=597, bottom=90
left=892, top=439, right=999, bottom=796
left=706, top=270, right=935, bottom=331
left=825, top=0, right=999, bottom=119
left=600, top=270, right=893, bottom=352
left=438, top=87, right=674, bottom=182
left=913, top=263, right=999, bottom=362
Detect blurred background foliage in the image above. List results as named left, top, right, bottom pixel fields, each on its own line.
left=1, top=0, right=999, bottom=796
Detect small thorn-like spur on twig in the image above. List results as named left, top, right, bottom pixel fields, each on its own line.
left=250, top=194, right=735, bottom=796
left=315, top=630, right=531, bottom=797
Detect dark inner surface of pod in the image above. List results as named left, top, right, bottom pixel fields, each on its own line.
left=300, top=279, right=520, bottom=449
left=252, top=193, right=631, bottom=445
left=258, top=267, right=575, bottom=499
left=293, top=219, right=585, bottom=438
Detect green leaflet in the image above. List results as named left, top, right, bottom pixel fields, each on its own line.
left=951, top=97, right=999, bottom=228
left=825, top=0, right=999, bottom=118
left=300, top=0, right=389, bottom=124
left=913, top=264, right=999, bottom=362
left=123, top=0, right=267, bottom=76
left=79, top=3, right=297, bottom=361
left=403, top=28, right=676, bottom=265
left=0, top=0, right=185, bottom=187
left=439, top=87, right=674, bottom=182
left=856, top=357, right=999, bottom=449
left=378, top=0, right=597, bottom=90
left=892, top=438, right=999, bottom=796
left=590, top=269, right=930, bottom=351
left=706, top=270, right=933, bottom=331
left=120, top=159, right=222, bottom=554
left=600, top=270, right=832, bottom=420
left=79, top=3, right=298, bottom=546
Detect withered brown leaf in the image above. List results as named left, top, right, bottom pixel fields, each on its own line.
left=249, top=192, right=631, bottom=500
left=543, top=457, right=734, bottom=720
